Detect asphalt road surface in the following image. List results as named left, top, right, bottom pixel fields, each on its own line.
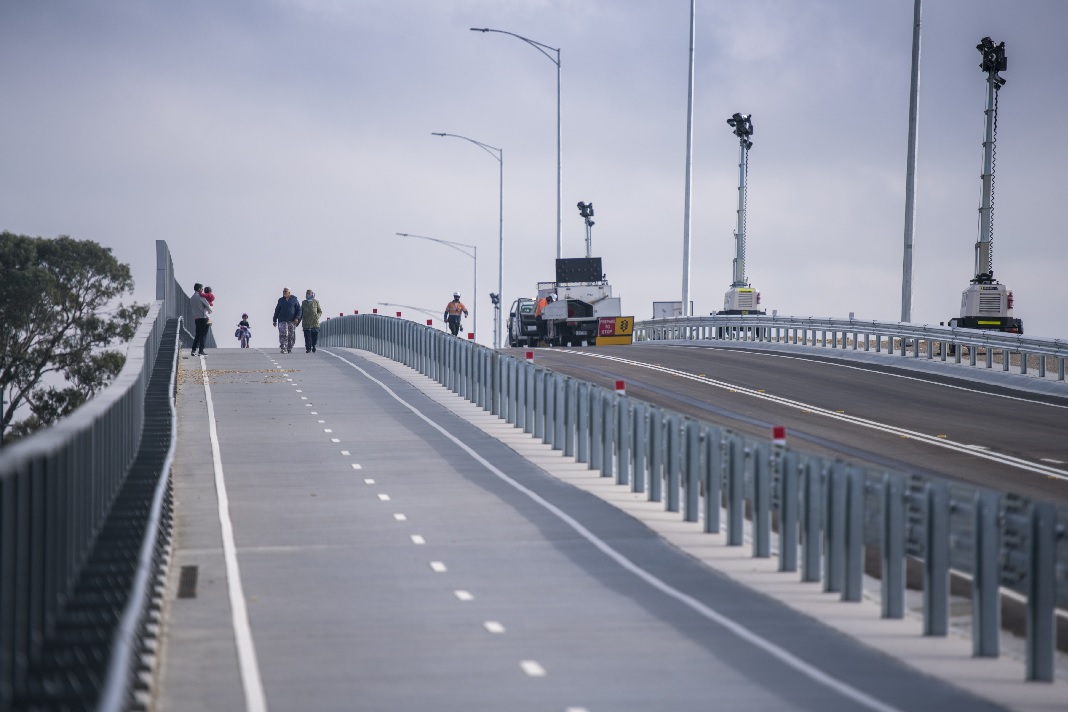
left=518, top=342, right=1068, bottom=505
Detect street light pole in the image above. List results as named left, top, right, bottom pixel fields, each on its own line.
left=395, top=233, right=478, bottom=340
left=471, top=27, right=562, bottom=260
left=432, top=132, right=504, bottom=349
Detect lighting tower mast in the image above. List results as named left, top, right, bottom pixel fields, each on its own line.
left=721, top=113, right=764, bottom=315
left=952, top=37, right=1022, bottom=334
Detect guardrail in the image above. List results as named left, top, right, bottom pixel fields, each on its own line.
left=634, top=314, right=1068, bottom=381
left=321, top=314, right=1066, bottom=681
left=156, top=239, right=215, bottom=350
left=0, top=241, right=189, bottom=710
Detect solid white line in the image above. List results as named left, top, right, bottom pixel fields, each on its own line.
left=324, top=350, right=906, bottom=712
left=565, top=350, right=1068, bottom=482
left=199, top=358, right=268, bottom=712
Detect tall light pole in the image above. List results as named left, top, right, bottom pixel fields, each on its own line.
left=471, top=27, right=562, bottom=260
left=395, top=233, right=478, bottom=340
left=432, top=132, right=504, bottom=349
left=900, top=0, right=922, bottom=323
left=681, top=0, right=696, bottom=317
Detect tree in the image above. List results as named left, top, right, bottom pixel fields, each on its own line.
left=0, top=232, right=150, bottom=446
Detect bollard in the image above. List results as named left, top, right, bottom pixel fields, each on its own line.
left=973, top=490, right=1000, bottom=657
left=631, top=402, right=646, bottom=494
left=684, top=420, right=700, bottom=523
left=726, top=435, right=744, bottom=546
left=576, top=382, right=589, bottom=463
left=923, top=480, right=950, bottom=636
left=648, top=408, right=663, bottom=503
left=842, top=467, right=865, bottom=602
left=801, top=458, right=822, bottom=583
left=1026, top=502, right=1057, bottom=681
left=778, top=450, right=799, bottom=572
left=616, top=396, right=630, bottom=487
left=665, top=414, right=681, bottom=512
left=590, top=387, right=603, bottom=472
left=564, top=378, right=577, bottom=457
left=601, top=391, right=614, bottom=478
left=823, top=463, right=846, bottom=594
left=881, top=473, right=905, bottom=619
left=704, top=428, right=723, bottom=535
left=752, top=444, right=770, bottom=557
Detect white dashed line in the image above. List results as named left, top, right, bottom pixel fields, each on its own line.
left=1040, top=458, right=1065, bottom=465
left=393, top=513, right=407, bottom=521
left=411, top=535, right=426, bottom=545
left=454, top=590, right=474, bottom=601
left=340, top=450, right=350, bottom=456
left=311, top=411, right=318, bottom=415
left=483, top=621, right=505, bottom=634
left=317, top=420, right=325, bottom=423
left=300, top=396, right=308, bottom=400
left=430, top=562, right=447, bottom=573
left=520, top=661, right=546, bottom=677
left=377, top=494, right=391, bottom=501
left=351, top=463, right=363, bottom=470
left=330, top=438, right=340, bottom=443
left=566, top=707, right=590, bottom=712
left=324, top=428, right=333, bottom=433
left=295, top=389, right=302, bottom=393
left=363, top=478, right=375, bottom=484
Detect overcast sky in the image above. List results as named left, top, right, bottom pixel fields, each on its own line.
left=3, top=0, right=1066, bottom=347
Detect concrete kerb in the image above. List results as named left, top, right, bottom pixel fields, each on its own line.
left=349, top=347, right=1068, bottom=712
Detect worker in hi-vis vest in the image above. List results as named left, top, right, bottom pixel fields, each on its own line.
left=444, top=292, right=468, bottom=336
left=534, top=293, right=556, bottom=342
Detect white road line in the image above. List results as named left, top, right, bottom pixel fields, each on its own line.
left=454, top=590, right=474, bottom=601
left=520, top=660, right=546, bottom=677
left=198, top=359, right=268, bottom=712
left=563, top=350, right=1068, bottom=482
left=363, top=478, right=375, bottom=484
left=341, top=450, right=350, bottom=455
left=324, top=428, right=333, bottom=433
left=430, top=562, right=447, bottom=573
left=330, top=438, right=340, bottom=443
left=411, top=535, right=426, bottom=545
left=325, top=350, right=908, bottom=712
left=483, top=621, right=505, bottom=633
left=317, top=420, right=325, bottom=423
left=377, top=493, right=391, bottom=501
left=351, top=463, right=363, bottom=470
left=393, top=513, right=407, bottom=521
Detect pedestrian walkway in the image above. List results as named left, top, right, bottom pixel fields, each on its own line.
left=155, top=347, right=1066, bottom=712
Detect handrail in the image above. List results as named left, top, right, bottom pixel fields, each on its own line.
left=320, top=313, right=1066, bottom=681
left=634, top=314, right=1068, bottom=381
left=0, top=240, right=193, bottom=709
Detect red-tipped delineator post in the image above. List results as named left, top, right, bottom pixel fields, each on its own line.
left=426, top=319, right=433, bottom=326
left=772, top=425, right=787, bottom=447
left=615, top=380, right=626, bottom=395
left=525, top=351, right=534, bottom=362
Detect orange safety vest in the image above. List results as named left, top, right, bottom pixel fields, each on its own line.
left=534, top=297, right=548, bottom=317
left=445, top=300, right=467, bottom=317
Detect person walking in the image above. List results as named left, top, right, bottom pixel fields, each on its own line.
left=189, top=282, right=212, bottom=357
left=301, top=289, right=323, bottom=353
left=272, top=287, right=302, bottom=354
left=443, top=292, right=468, bottom=336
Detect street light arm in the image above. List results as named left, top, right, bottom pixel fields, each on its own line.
left=395, top=232, right=476, bottom=260
left=432, top=133, right=502, bottom=163
left=470, top=27, right=560, bottom=66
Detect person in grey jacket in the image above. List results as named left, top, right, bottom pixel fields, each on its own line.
left=272, top=287, right=302, bottom=354
left=301, top=289, right=323, bottom=353
left=189, top=283, right=212, bottom=357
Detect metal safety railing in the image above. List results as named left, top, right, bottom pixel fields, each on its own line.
left=321, top=313, right=1067, bottom=681
left=635, top=314, right=1068, bottom=382
left=0, top=240, right=190, bottom=710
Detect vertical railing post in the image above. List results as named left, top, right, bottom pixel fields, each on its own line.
left=683, top=420, right=701, bottom=523
left=778, top=450, right=799, bottom=571
left=843, top=467, right=865, bottom=602
left=923, top=480, right=950, bottom=636
left=665, top=414, right=681, bottom=512
left=752, top=444, right=770, bottom=557
left=631, top=402, right=646, bottom=494
left=704, top=427, right=722, bottom=534
left=881, top=473, right=905, bottom=619
left=726, top=435, right=744, bottom=546
left=648, top=408, right=663, bottom=503
left=1026, top=502, right=1057, bottom=681
left=616, top=396, right=630, bottom=487
left=973, top=490, right=1000, bottom=657
left=801, top=458, right=822, bottom=583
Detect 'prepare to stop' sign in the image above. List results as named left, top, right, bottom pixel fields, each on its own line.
left=598, top=317, right=633, bottom=337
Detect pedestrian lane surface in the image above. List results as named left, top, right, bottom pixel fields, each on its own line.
left=156, top=347, right=1065, bottom=712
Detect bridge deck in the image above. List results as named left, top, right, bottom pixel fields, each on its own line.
left=156, top=347, right=1063, bottom=712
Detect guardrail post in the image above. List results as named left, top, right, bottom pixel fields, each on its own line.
left=684, top=420, right=700, bottom=522
left=564, top=378, right=577, bottom=457
left=576, top=382, right=589, bottom=463
left=801, top=458, right=822, bottom=582
left=632, top=402, right=646, bottom=494
left=553, top=375, right=566, bottom=452
left=1059, top=357, right=1065, bottom=381
left=666, top=414, right=681, bottom=512
left=824, top=463, right=846, bottom=594
left=779, top=450, right=799, bottom=571
left=843, top=467, right=865, bottom=602
left=1026, top=502, right=1056, bottom=681
left=727, top=435, right=744, bottom=546
left=533, top=370, right=545, bottom=440
left=881, top=473, right=905, bottom=619
left=516, top=362, right=527, bottom=431
left=648, top=408, right=663, bottom=503
left=752, top=444, right=770, bottom=557
left=524, top=363, right=536, bottom=434
left=590, top=387, right=603, bottom=472
left=505, top=357, right=516, bottom=425
left=704, top=426, right=723, bottom=534
left=923, top=480, right=950, bottom=636
left=542, top=371, right=554, bottom=446
left=616, top=396, right=630, bottom=486
left=601, top=391, right=614, bottom=478
left=973, top=490, right=1000, bottom=657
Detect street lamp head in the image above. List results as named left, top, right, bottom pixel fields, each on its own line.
left=470, top=27, right=489, bottom=32
left=431, top=132, right=446, bottom=137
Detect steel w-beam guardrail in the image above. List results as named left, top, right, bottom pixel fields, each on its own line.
left=0, top=240, right=191, bottom=710
left=634, top=314, right=1068, bottom=381
left=321, top=314, right=1067, bottom=681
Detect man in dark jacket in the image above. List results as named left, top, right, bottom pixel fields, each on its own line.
left=272, top=287, right=302, bottom=354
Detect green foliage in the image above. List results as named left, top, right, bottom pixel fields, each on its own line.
left=0, top=232, right=150, bottom=444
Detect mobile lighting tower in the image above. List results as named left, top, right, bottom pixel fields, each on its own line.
left=721, top=113, right=764, bottom=315
left=951, top=37, right=1022, bottom=334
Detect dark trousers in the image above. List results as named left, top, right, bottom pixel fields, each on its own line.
left=303, top=328, right=320, bottom=351
left=447, top=316, right=461, bottom=336
left=191, top=318, right=211, bottom=353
